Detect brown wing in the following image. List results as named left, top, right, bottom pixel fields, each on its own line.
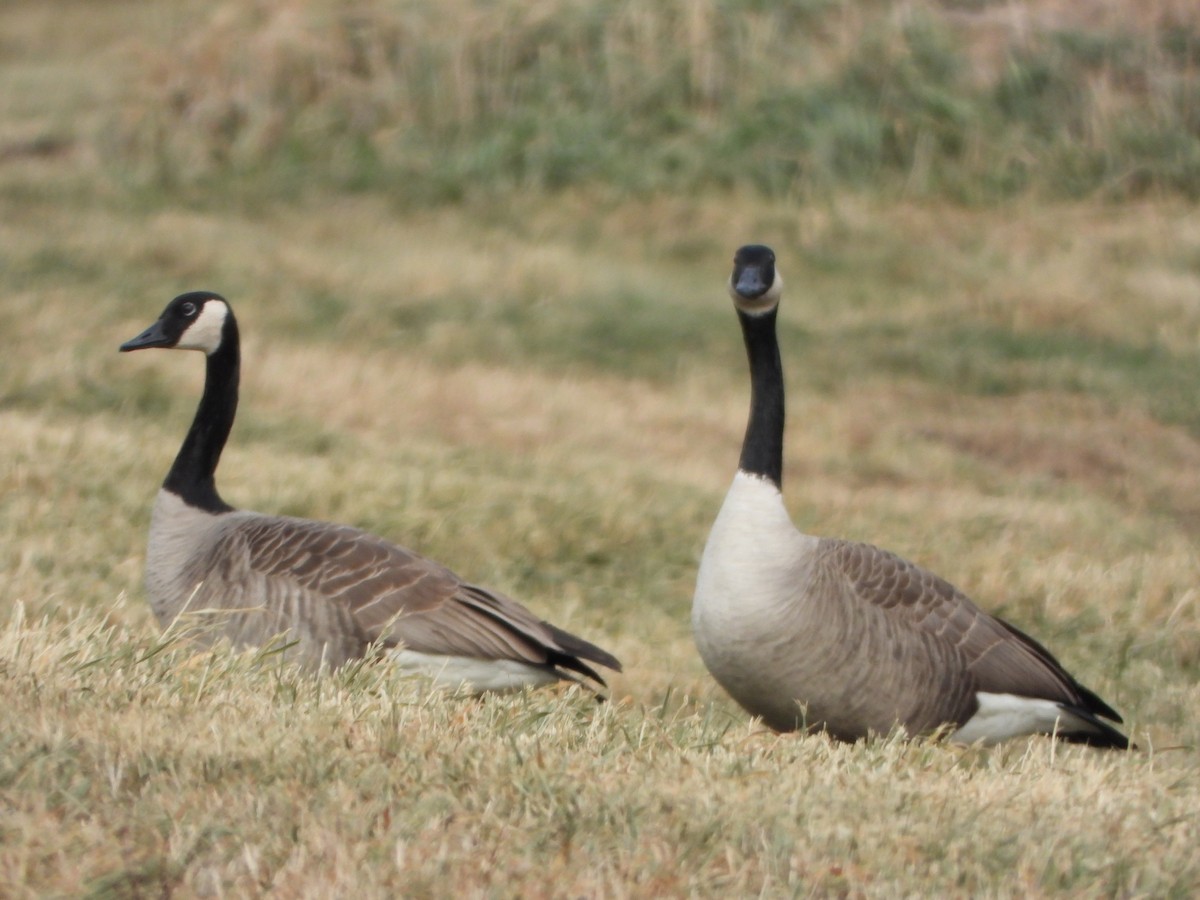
left=819, top=538, right=1107, bottom=729
left=213, top=514, right=617, bottom=682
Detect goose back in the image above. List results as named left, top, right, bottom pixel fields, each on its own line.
left=147, top=489, right=612, bottom=681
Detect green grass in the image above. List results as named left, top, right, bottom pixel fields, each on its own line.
left=386, top=286, right=739, bottom=380
left=869, top=322, right=1200, bottom=433
left=2, top=0, right=1200, bottom=895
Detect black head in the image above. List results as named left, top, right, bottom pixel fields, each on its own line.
left=728, top=244, right=781, bottom=315
left=120, top=292, right=234, bottom=355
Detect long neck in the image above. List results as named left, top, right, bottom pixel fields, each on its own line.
left=736, top=307, right=784, bottom=488
left=163, top=328, right=239, bottom=513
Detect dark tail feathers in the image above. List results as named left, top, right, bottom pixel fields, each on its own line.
left=1057, top=703, right=1132, bottom=750
left=542, top=620, right=622, bottom=688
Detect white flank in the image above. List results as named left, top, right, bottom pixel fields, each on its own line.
left=176, top=299, right=229, bottom=353
left=390, top=649, right=560, bottom=693
left=950, top=692, right=1090, bottom=746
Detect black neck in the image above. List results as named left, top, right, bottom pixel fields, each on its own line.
left=736, top=307, right=784, bottom=488
left=163, top=325, right=239, bottom=513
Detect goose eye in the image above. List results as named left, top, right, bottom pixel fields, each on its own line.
left=181, top=301, right=197, bottom=317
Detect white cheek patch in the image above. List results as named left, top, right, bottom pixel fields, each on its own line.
left=762, top=271, right=783, bottom=305
left=176, top=300, right=229, bottom=353
left=730, top=271, right=783, bottom=315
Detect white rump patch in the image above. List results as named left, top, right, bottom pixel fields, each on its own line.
left=390, top=650, right=560, bottom=693
left=950, top=692, right=1092, bottom=746
left=177, top=299, right=229, bottom=354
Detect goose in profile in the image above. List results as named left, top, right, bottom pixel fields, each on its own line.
left=692, top=245, right=1128, bottom=747
left=120, top=291, right=621, bottom=691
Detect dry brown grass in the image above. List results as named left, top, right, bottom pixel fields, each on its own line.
left=2, top=602, right=1197, bottom=898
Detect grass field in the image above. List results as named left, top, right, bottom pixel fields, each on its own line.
left=2, top=0, right=1199, bottom=896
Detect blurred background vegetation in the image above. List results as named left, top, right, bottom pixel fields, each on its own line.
left=102, top=0, right=1200, bottom=203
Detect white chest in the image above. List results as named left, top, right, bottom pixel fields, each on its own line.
left=692, top=473, right=815, bottom=665
left=144, top=490, right=225, bottom=623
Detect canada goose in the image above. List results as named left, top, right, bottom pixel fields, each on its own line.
left=692, top=245, right=1129, bottom=747
left=120, top=291, right=621, bottom=691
